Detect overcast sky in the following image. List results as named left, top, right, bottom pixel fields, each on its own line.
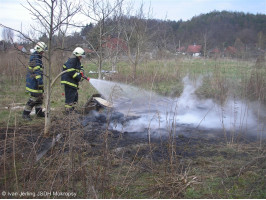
left=0, top=0, right=265, bottom=41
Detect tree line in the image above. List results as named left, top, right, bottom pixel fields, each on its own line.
left=62, top=11, right=266, bottom=54
left=173, top=11, right=266, bottom=50
left=3, top=10, right=265, bottom=56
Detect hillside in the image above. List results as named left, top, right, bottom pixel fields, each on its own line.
left=2, top=11, right=265, bottom=58
left=172, top=11, right=266, bottom=49
left=78, top=10, right=266, bottom=57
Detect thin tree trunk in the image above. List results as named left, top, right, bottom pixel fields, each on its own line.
left=44, top=0, right=55, bottom=136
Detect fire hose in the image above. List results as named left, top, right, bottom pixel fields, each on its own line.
left=81, top=71, right=90, bottom=81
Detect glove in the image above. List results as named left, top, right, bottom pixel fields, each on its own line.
left=80, top=71, right=89, bottom=81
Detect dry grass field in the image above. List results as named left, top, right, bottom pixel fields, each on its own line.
left=0, top=50, right=265, bottom=198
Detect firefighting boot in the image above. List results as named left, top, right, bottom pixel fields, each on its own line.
left=36, top=108, right=45, bottom=117
left=22, top=110, right=32, bottom=121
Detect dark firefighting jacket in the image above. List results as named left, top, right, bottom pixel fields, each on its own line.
left=61, top=56, right=83, bottom=89
left=26, top=51, right=44, bottom=94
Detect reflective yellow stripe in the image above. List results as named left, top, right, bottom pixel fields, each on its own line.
left=34, top=66, right=40, bottom=70
left=73, top=72, right=79, bottom=78
left=61, top=81, right=78, bottom=88
left=35, top=75, right=41, bottom=79
left=26, top=87, right=43, bottom=93
left=63, top=66, right=79, bottom=72
left=28, top=66, right=41, bottom=71
left=66, top=68, right=76, bottom=72
left=65, top=105, right=73, bottom=108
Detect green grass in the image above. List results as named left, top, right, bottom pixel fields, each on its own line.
left=184, top=172, right=266, bottom=199
left=0, top=75, right=97, bottom=126
left=105, top=172, right=155, bottom=198
left=114, top=58, right=265, bottom=103
left=1, top=57, right=264, bottom=125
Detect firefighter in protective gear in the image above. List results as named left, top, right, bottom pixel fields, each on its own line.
left=61, top=47, right=88, bottom=113
left=22, top=42, right=47, bottom=121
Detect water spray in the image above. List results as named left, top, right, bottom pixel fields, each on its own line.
left=86, top=76, right=265, bottom=138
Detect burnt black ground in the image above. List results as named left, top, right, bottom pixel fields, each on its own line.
left=80, top=108, right=262, bottom=162
left=0, top=107, right=262, bottom=164
left=1, top=110, right=265, bottom=199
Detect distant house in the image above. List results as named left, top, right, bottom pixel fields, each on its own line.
left=17, top=45, right=27, bottom=53
left=83, top=48, right=94, bottom=54
left=187, top=44, right=202, bottom=56
left=224, top=46, right=237, bottom=57
left=102, top=37, right=128, bottom=52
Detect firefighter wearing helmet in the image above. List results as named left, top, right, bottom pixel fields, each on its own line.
left=22, top=42, right=47, bottom=121
left=61, top=47, right=90, bottom=113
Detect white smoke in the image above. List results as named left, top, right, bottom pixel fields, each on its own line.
left=89, top=77, right=265, bottom=137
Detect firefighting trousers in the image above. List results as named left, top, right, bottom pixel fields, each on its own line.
left=64, top=85, right=78, bottom=110
left=24, top=93, right=43, bottom=112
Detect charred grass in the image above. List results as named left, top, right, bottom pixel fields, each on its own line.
left=0, top=115, right=265, bottom=198
left=0, top=52, right=265, bottom=198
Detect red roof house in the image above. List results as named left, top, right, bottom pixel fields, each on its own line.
left=16, top=45, right=27, bottom=52
left=187, top=45, right=202, bottom=53
left=84, top=48, right=94, bottom=54
left=103, top=37, right=128, bottom=52
left=187, top=44, right=202, bottom=56
left=224, top=46, right=238, bottom=57
left=225, top=46, right=237, bottom=55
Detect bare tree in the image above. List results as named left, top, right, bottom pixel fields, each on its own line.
left=2, top=27, right=14, bottom=43
left=23, top=0, right=81, bottom=136
left=56, top=0, right=78, bottom=56
left=203, top=31, right=208, bottom=59
left=121, top=3, right=151, bottom=80
left=82, top=0, right=124, bottom=79
left=104, top=14, right=125, bottom=72
left=1, top=28, right=14, bottom=51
